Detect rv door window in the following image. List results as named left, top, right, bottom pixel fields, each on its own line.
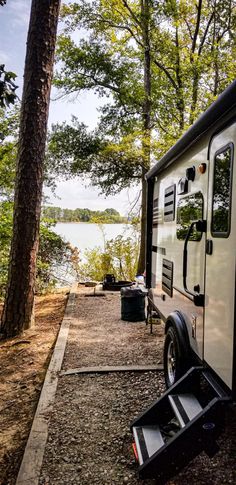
left=211, top=144, right=233, bottom=237
left=176, top=192, right=203, bottom=241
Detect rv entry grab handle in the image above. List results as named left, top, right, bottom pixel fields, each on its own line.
left=183, top=219, right=206, bottom=307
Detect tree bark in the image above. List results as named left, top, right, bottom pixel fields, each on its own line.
left=175, top=24, right=184, bottom=131
left=189, top=0, right=202, bottom=125
left=1, top=0, right=61, bottom=337
left=137, top=0, right=151, bottom=275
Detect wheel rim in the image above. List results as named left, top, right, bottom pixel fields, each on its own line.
left=167, top=340, right=176, bottom=385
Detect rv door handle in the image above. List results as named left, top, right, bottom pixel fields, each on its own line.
left=183, top=219, right=206, bottom=306
left=206, top=239, right=213, bottom=255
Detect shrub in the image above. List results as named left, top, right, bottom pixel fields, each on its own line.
left=77, top=234, right=139, bottom=282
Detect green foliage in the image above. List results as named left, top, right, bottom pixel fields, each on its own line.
left=46, top=118, right=102, bottom=178
left=0, top=202, right=74, bottom=296
left=47, top=119, right=145, bottom=195
left=0, top=108, right=74, bottom=296
left=0, top=65, right=18, bottom=108
left=0, top=201, right=13, bottom=294
left=42, top=205, right=126, bottom=223
left=46, top=0, right=236, bottom=201
left=78, top=234, right=139, bottom=282
left=0, top=107, right=19, bottom=200
left=36, top=222, right=73, bottom=292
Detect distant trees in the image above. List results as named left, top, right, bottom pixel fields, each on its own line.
left=42, top=206, right=125, bottom=224
left=1, top=0, right=61, bottom=338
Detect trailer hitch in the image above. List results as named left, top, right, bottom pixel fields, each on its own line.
left=183, top=219, right=206, bottom=307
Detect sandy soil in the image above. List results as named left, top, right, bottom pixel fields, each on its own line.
left=0, top=290, right=69, bottom=485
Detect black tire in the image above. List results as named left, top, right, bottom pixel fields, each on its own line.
left=163, top=326, right=189, bottom=388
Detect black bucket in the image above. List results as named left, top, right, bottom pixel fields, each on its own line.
left=121, top=287, right=146, bottom=322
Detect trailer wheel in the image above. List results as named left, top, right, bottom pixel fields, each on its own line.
left=164, top=326, right=187, bottom=388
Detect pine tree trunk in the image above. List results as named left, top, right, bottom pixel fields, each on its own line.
left=1, top=0, right=61, bottom=338
left=137, top=0, right=151, bottom=275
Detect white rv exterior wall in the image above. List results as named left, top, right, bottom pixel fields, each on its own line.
left=152, top=139, right=208, bottom=358
left=150, top=119, right=236, bottom=389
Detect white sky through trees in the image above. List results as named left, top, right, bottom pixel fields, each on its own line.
left=0, top=0, right=138, bottom=215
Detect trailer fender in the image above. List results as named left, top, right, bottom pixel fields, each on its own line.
left=164, top=310, right=190, bottom=353
left=164, top=311, right=192, bottom=387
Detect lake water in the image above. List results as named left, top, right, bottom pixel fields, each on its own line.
left=54, top=222, right=134, bottom=257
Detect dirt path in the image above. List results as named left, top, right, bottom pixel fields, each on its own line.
left=39, top=286, right=236, bottom=485
left=0, top=290, right=69, bottom=485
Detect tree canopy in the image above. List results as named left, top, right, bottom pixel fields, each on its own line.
left=47, top=0, right=235, bottom=272
left=49, top=0, right=236, bottom=187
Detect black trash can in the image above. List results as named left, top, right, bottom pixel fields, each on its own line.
left=121, top=286, right=146, bottom=322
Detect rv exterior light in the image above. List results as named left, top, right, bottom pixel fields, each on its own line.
left=198, top=163, right=207, bottom=174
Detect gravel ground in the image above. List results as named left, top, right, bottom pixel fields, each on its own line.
left=39, top=372, right=164, bottom=485
left=62, top=287, right=164, bottom=369
left=39, top=286, right=236, bottom=485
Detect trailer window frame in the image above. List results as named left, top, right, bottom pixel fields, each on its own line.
left=211, top=142, right=234, bottom=238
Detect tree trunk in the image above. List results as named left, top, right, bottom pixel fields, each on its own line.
left=189, top=0, right=202, bottom=125
left=1, top=0, right=61, bottom=338
left=137, top=0, right=151, bottom=275
left=189, top=68, right=200, bottom=125
left=175, top=24, right=184, bottom=131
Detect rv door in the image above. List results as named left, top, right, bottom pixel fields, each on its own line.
left=204, top=124, right=236, bottom=389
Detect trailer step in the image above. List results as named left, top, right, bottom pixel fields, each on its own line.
left=133, top=425, right=164, bottom=465
left=168, top=393, right=202, bottom=428
left=130, top=366, right=230, bottom=482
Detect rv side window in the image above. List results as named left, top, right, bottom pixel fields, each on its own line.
left=176, top=192, right=203, bottom=241
left=211, top=144, right=233, bottom=237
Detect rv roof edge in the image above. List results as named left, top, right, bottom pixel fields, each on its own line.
left=146, top=80, right=236, bottom=180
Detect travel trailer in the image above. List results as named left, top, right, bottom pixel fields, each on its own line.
left=131, top=80, right=236, bottom=483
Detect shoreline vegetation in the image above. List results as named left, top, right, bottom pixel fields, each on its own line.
left=42, top=206, right=127, bottom=224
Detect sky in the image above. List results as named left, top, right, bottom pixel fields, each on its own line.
left=0, top=0, right=138, bottom=215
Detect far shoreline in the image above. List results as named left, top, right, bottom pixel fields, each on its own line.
left=54, top=221, right=128, bottom=225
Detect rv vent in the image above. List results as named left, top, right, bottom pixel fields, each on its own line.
left=164, top=185, right=176, bottom=221
left=153, top=197, right=161, bottom=227
left=162, top=259, right=173, bottom=297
